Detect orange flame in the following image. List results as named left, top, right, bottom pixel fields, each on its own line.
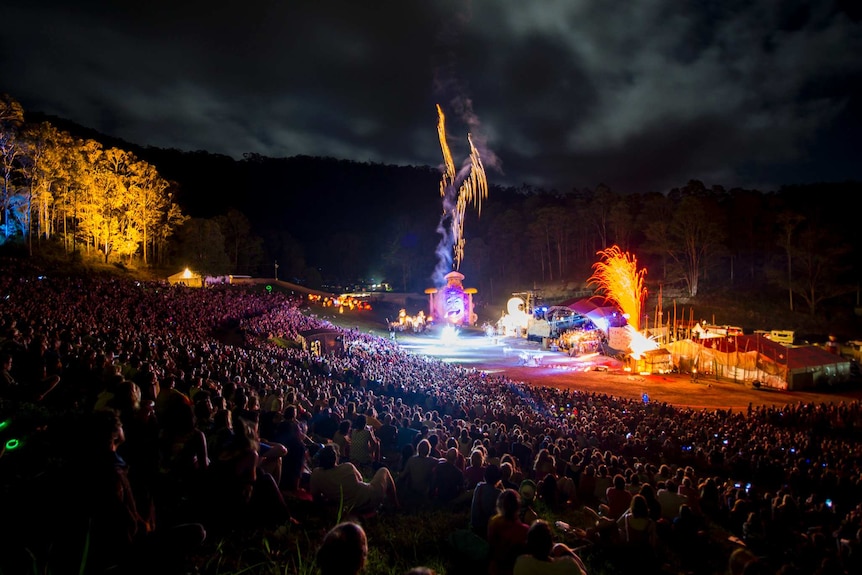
left=588, top=246, right=647, bottom=331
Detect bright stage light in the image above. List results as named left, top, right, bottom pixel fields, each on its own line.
left=440, top=325, right=459, bottom=346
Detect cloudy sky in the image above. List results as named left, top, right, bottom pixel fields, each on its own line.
left=2, top=0, right=860, bottom=193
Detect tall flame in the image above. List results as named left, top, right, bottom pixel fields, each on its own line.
left=436, top=104, right=488, bottom=272
left=588, top=246, right=647, bottom=331
left=437, top=104, right=456, bottom=198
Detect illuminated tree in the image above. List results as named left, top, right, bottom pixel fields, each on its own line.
left=71, top=139, right=105, bottom=256
left=152, top=201, right=189, bottom=266
left=0, top=94, right=24, bottom=239
left=128, top=159, right=170, bottom=265
left=19, top=122, right=70, bottom=252
left=0, top=97, right=185, bottom=265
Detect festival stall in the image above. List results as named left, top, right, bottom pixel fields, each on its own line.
left=666, top=333, right=852, bottom=390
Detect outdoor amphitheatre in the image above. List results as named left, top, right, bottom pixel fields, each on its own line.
left=3, top=254, right=862, bottom=575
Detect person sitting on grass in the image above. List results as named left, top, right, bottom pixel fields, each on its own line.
left=471, top=463, right=503, bottom=537
left=333, top=418, right=353, bottom=461
left=309, top=444, right=399, bottom=515
left=432, top=447, right=467, bottom=507
left=513, top=519, right=588, bottom=575
left=317, top=521, right=368, bottom=575
left=79, top=408, right=206, bottom=574
left=397, top=438, right=439, bottom=509
left=350, top=414, right=380, bottom=478
left=0, top=351, right=60, bottom=402
left=487, top=489, right=530, bottom=575
left=617, top=493, right=658, bottom=560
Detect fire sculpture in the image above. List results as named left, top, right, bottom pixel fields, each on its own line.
left=425, top=271, right=477, bottom=326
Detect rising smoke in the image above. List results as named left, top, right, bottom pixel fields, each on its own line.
left=430, top=5, right=500, bottom=287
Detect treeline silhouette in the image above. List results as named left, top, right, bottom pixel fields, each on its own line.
left=12, top=102, right=862, bottom=330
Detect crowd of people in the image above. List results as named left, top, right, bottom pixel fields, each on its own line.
left=1, top=257, right=862, bottom=575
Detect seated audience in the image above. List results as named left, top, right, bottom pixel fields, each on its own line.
left=309, top=444, right=399, bottom=514
left=513, top=520, right=588, bottom=575
left=317, top=522, right=368, bottom=575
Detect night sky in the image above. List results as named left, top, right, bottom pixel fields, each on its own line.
left=2, top=0, right=861, bottom=194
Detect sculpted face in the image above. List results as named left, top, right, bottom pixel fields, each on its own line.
left=443, top=288, right=466, bottom=324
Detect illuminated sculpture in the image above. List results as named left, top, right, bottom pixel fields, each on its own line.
left=425, top=105, right=487, bottom=327
left=425, top=271, right=477, bottom=326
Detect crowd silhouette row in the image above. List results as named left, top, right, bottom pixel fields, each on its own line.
left=1, top=258, right=862, bottom=575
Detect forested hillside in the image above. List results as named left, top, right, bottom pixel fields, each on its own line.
left=6, top=103, right=862, bottom=340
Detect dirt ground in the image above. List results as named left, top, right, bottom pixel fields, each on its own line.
left=333, top=308, right=862, bottom=412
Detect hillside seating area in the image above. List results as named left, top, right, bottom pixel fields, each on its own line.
left=1, top=257, right=862, bottom=574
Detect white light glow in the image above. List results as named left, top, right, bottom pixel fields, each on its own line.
left=627, top=325, right=659, bottom=359
left=440, top=325, right=459, bottom=346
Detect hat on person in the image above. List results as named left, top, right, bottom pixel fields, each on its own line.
left=519, top=479, right=537, bottom=503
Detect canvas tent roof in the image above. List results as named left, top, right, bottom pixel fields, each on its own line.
left=167, top=269, right=203, bottom=287
left=560, top=298, right=622, bottom=326
left=701, top=334, right=850, bottom=371
left=168, top=269, right=201, bottom=281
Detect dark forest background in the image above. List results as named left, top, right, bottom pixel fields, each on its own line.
left=7, top=109, right=862, bottom=339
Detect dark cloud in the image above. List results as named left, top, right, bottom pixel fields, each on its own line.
left=2, top=0, right=860, bottom=193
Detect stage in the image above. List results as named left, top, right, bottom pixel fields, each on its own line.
left=390, top=326, right=862, bottom=412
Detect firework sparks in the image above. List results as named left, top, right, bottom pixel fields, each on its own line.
left=588, top=246, right=647, bottom=331
left=436, top=104, right=488, bottom=272
left=437, top=104, right=456, bottom=198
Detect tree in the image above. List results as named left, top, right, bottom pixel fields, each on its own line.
left=19, top=122, right=69, bottom=253
left=152, top=200, right=188, bottom=266
left=381, top=215, right=425, bottom=292
left=775, top=211, right=805, bottom=312
left=263, top=228, right=308, bottom=283
left=793, top=226, right=853, bottom=315
left=213, top=208, right=268, bottom=275
left=96, top=148, right=135, bottom=263
left=0, top=94, right=25, bottom=240
left=523, top=204, right=572, bottom=282
left=486, top=208, right=526, bottom=288
left=175, top=218, right=231, bottom=275
left=639, top=192, right=675, bottom=281
left=127, top=159, right=170, bottom=265
left=586, top=183, right=617, bottom=250
left=608, top=194, right=635, bottom=252
left=664, top=183, right=727, bottom=297
left=768, top=217, right=853, bottom=316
